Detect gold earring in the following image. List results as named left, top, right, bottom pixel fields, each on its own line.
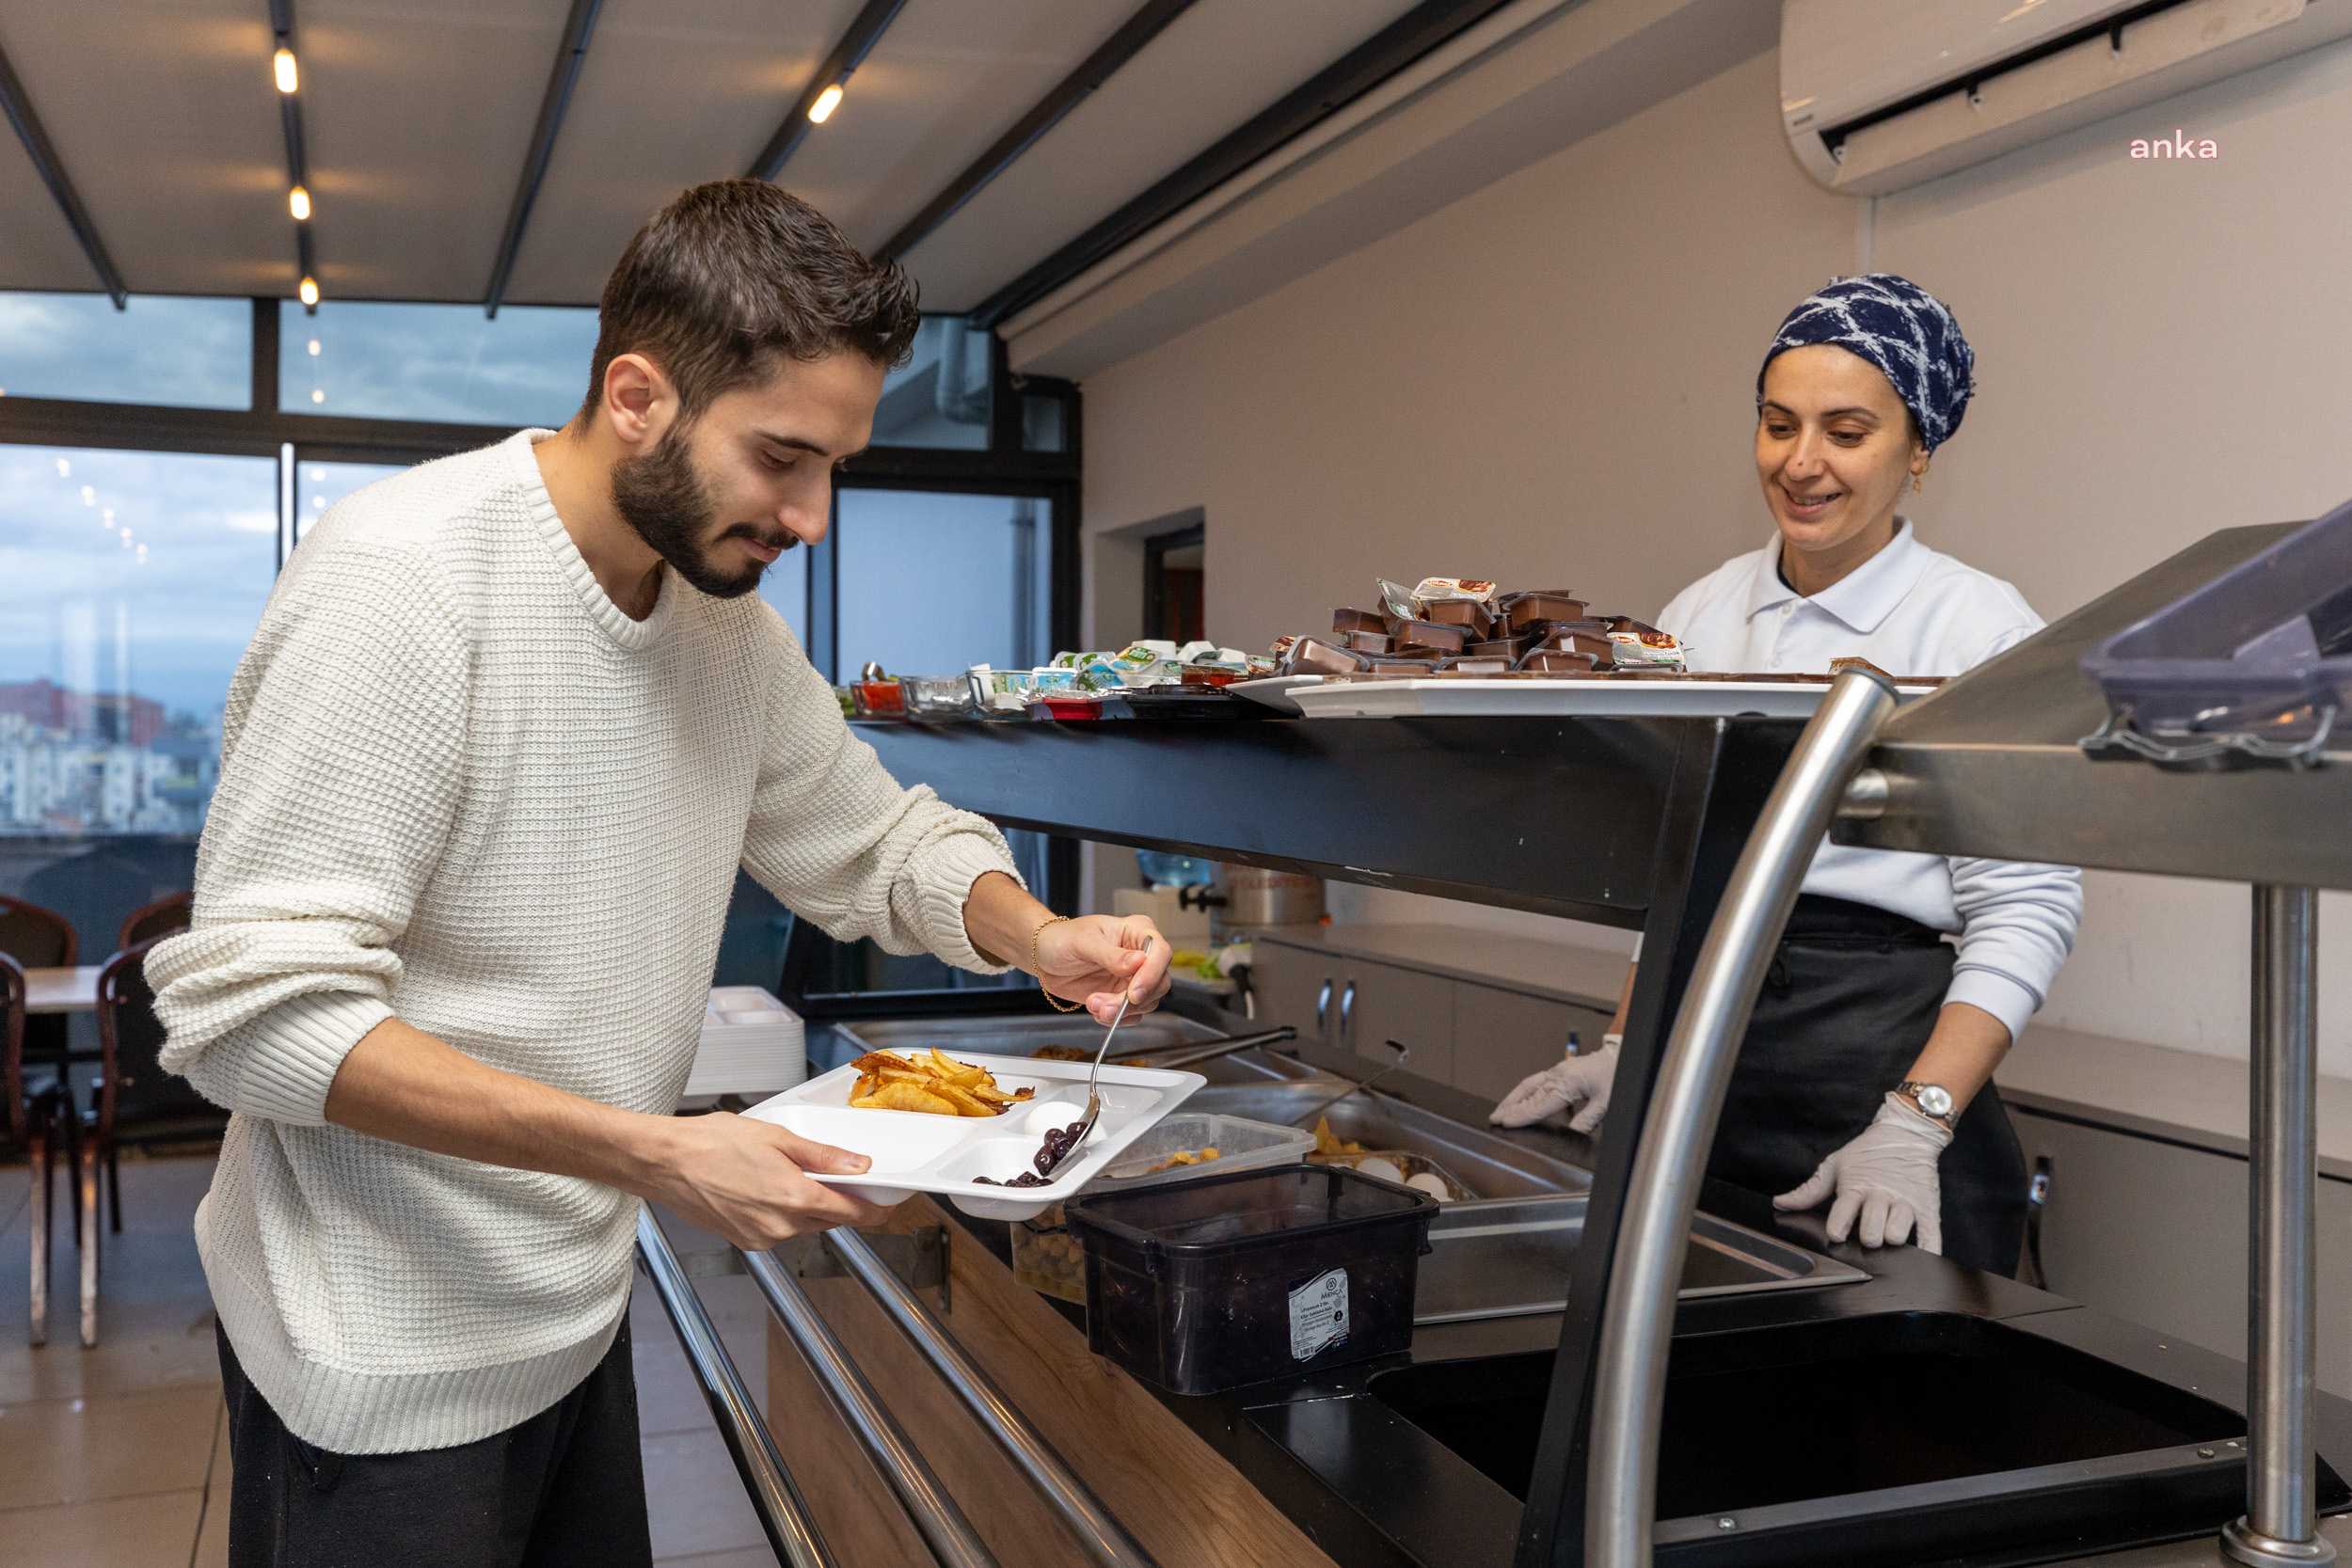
left=1912, top=473, right=1923, bottom=493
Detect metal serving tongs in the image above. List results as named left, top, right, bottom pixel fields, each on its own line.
left=1287, top=1040, right=1410, bottom=1131
left=1100, top=1023, right=1298, bottom=1071
left=1039, top=937, right=1152, bottom=1178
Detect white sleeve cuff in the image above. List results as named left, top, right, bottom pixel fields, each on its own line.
left=181, top=990, right=393, bottom=1126
left=1944, top=968, right=2039, bottom=1045
left=913, top=832, right=1025, bottom=975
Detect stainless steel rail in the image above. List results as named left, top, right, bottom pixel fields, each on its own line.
left=741, top=1243, right=1000, bottom=1568
left=633, top=1211, right=838, bottom=1568
left=1584, top=669, right=1901, bottom=1568
left=2224, top=887, right=2336, bottom=1566
left=824, top=1228, right=1161, bottom=1568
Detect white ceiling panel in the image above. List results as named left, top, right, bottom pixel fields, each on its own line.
left=779, top=0, right=1138, bottom=260
left=0, top=0, right=1461, bottom=313
left=0, top=0, right=290, bottom=296
left=896, top=0, right=1426, bottom=313
left=300, top=0, right=573, bottom=301
left=501, top=0, right=862, bottom=306
left=0, top=119, right=99, bottom=294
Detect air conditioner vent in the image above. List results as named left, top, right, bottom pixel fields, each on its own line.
left=1781, top=0, right=2351, bottom=195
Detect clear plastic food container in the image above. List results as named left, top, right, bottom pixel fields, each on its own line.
left=899, top=674, right=976, bottom=718
left=851, top=678, right=903, bottom=718
left=1094, top=1113, right=1318, bottom=1189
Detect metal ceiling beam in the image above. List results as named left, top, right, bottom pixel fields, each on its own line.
left=967, top=0, right=1521, bottom=330
left=876, top=0, right=1199, bottom=262
left=745, top=0, right=908, bottom=184
left=0, top=40, right=126, bottom=307
left=485, top=0, right=605, bottom=317
left=270, top=0, right=317, bottom=313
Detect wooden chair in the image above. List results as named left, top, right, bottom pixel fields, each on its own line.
left=68, top=940, right=228, bottom=1345
left=117, top=892, right=192, bottom=951
left=0, top=895, right=77, bottom=1086
left=3, top=952, right=63, bottom=1346
left=0, top=894, right=76, bottom=969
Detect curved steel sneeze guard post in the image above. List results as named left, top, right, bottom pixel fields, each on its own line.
left=824, top=1227, right=1161, bottom=1568
left=633, top=1211, right=839, bottom=1568
left=2225, top=887, right=2335, bottom=1566
left=741, top=1243, right=1002, bottom=1568
left=1584, top=669, right=1901, bottom=1568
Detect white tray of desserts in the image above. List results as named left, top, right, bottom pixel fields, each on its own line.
left=743, top=1053, right=1206, bottom=1221
left=1288, top=674, right=1941, bottom=720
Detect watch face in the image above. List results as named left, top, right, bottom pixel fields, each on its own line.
left=1915, top=1085, right=1954, bottom=1118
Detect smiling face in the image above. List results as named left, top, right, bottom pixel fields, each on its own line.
left=610, top=349, right=885, bottom=598
left=1755, top=343, right=1929, bottom=585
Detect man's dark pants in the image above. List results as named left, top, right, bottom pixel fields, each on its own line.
left=216, top=1318, right=653, bottom=1567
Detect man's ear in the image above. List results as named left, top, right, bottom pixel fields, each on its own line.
left=601, top=353, right=675, bottom=450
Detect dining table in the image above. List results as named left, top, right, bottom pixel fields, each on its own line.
left=24, top=965, right=101, bottom=1015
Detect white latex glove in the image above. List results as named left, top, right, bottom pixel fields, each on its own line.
left=1490, top=1037, right=1619, bottom=1133
left=1772, top=1091, right=1953, bottom=1253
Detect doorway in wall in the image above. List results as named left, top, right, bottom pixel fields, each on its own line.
left=1143, top=515, right=1203, bottom=644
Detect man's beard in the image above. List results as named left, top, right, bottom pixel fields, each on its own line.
left=610, top=424, right=796, bottom=600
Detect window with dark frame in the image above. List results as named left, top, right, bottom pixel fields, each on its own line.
left=0, top=292, right=1083, bottom=959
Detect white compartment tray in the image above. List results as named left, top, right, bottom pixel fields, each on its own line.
left=741, top=1053, right=1206, bottom=1221
left=686, top=986, right=805, bottom=1098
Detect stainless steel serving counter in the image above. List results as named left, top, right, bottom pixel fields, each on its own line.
left=641, top=1030, right=2352, bottom=1568
left=670, top=523, right=2348, bottom=1568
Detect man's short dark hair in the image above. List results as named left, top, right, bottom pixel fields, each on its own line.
left=584, top=181, right=921, bottom=422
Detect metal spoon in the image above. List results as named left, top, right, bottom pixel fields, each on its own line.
left=1039, top=939, right=1152, bottom=1178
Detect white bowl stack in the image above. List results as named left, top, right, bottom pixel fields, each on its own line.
left=685, top=986, right=807, bottom=1098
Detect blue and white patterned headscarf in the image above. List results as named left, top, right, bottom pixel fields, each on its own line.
left=1757, top=274, right=1975, bottom=452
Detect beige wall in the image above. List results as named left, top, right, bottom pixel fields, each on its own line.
left=1078, top=40, right=2352, bottom=1067
left=1081, top=49, right=1852, bottom=655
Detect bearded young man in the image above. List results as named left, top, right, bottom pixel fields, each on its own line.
left=149, top=181, right=1169, bottom=1567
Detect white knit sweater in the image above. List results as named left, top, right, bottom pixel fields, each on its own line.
left=149, top=430, right=1018, bottom=1454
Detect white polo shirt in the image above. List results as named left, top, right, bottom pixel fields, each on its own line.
left=1657, top=519, right=2082, bottom=1040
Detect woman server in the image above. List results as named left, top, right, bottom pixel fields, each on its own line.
left=1495, top=276, right=2082, bottom=1275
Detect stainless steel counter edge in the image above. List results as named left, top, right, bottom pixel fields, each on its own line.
left=1999, top=1022, right=2352, bottom=1183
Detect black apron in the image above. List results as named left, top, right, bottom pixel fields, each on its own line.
left=1705, top=895, right=2029, bottom=1276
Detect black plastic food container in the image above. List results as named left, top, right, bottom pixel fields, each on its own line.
left=1064, top=1164, right=1438, bottom=1395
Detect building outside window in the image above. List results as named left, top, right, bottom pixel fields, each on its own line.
left=0, top=444, right=277, bottom=836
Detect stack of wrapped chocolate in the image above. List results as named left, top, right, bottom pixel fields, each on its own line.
left=1276, top=578, right=1692, bottom=680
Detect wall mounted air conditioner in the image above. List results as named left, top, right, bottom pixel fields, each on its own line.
left=1783, top=0, right=2352, bottom=195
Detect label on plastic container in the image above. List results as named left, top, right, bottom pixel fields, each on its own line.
left=1288, top=1267, right=1351, bottom=1360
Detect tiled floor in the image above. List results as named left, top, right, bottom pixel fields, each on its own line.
left=0, top=1153, right=786, bottom=1566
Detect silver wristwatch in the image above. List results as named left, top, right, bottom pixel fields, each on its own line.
left=1894, top=1080, right=1956, bottom=1131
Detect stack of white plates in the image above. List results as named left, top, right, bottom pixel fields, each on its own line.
left=685, top=986, right=806, bottom=1098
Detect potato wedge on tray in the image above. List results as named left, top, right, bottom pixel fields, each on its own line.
left=848, top=1049, right=1037, bottom=1117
